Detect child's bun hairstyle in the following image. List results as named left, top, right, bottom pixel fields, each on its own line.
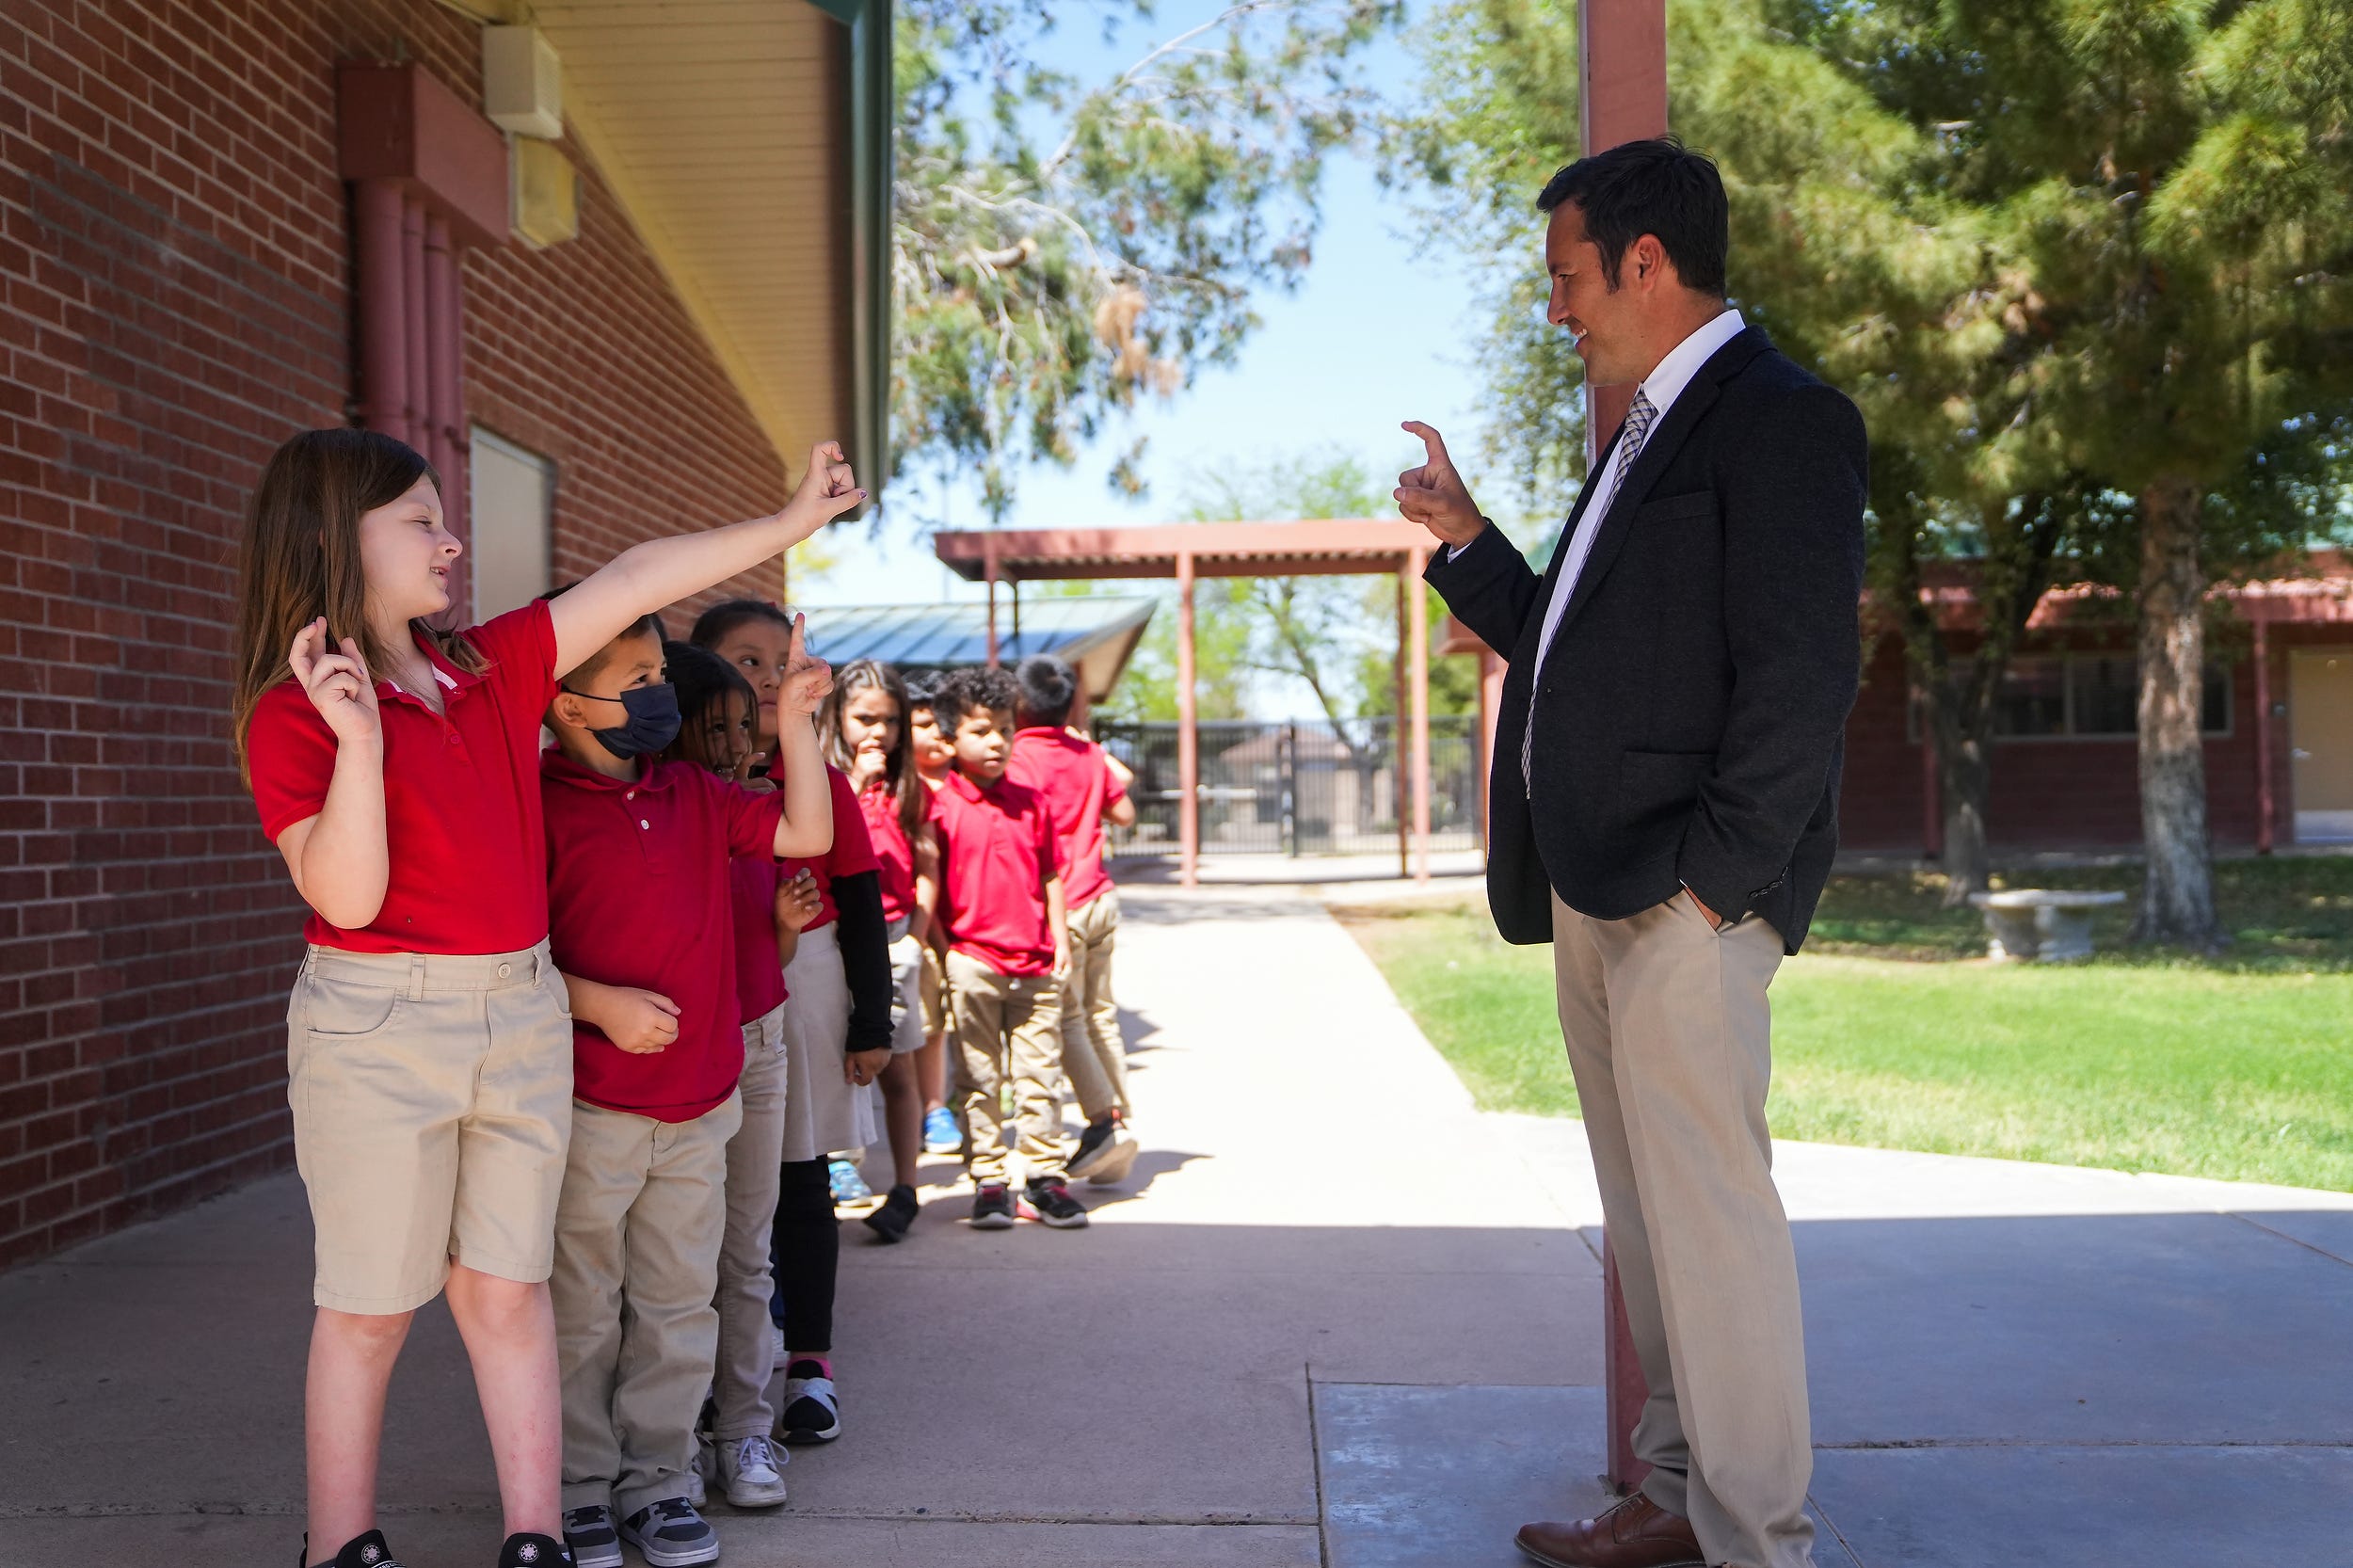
left=1014, top=655, right=1079, bottom=728
left=901, top=668, right=942, bottom=707
left=232, top=426, right=486, bottom=780
left=658, top=639, right=757, bottom=772
left=932, top=664, right=1020, bottom=736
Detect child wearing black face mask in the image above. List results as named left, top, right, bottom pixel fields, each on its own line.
left=538, top=610, right=834, bottom=1568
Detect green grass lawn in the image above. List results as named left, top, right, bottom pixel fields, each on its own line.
left=1336, top=856, right=2353, bottom=1192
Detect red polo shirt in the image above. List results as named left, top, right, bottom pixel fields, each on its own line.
left=1007, top=727, right=1128, bottom=910
left=542, top=751, right=785, bottom=1121
left=776, top=764, right=879, bottom=932
left=936, top=769, right=1064, bottom=976
left=859, top=777, right=942, bottom=924
left=247, top=600, right=557, bottom=954
left=730, top=853, right=788, bottom=1024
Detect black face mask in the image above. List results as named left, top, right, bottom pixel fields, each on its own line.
left=561, top=681, right=682, bottom=760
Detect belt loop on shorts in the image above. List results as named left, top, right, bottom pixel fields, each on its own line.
left=406, top=952, right=427, bottom=1002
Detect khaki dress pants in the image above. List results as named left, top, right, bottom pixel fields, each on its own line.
left=1550, top=890, right=1815, bottom=1568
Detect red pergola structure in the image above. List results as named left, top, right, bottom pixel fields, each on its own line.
left=933, top=520, right=1445, bottom=887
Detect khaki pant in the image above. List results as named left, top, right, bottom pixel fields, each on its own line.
left=945, top=951, right=1065, bottom=1184
left=1057, top=888, right=1130, bottom=1122
left=712, top=1009, right=789, bottom=1440
left=1550, top=890, right=1813, bottom=1568
left=554, top=1090, right=743, bottom=1520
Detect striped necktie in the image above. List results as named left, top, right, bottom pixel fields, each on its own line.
left=1521, top=388, right=1660, bottom=791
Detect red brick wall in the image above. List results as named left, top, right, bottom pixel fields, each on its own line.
left=1, top=0, right=805, bottom=1268
left=1839, top=630, right=2282, bottom=856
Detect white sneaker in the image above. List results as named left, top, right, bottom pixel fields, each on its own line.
left=718, top=1432, right=790, bottom=1508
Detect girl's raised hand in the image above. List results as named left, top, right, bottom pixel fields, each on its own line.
left=775, top=614, right=834, bottom=716
left=780, top=440, right=865, bottom=538
left=846, top=744, right=888, bottom=794
left=287, top=618, right=380, bottom=746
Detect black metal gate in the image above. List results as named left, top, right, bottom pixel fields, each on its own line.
left=1096, top=715, right=1480, bottom=856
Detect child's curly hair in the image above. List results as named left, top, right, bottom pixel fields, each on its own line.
left=931, top=664, right=1019, bottom=736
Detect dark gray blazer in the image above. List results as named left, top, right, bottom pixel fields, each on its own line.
left=1426, top=325, right=1866, bottom=954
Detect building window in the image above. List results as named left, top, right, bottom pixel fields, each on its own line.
left=1991, top=655, right=2232, bottom=739
left=470, top=427, right=553, bottom=620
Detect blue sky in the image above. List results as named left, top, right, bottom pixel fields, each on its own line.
left=800, top=4, right=1521, bottom=609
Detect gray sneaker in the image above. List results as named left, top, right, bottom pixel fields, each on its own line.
left=619, top=1498, right=719, bottom=1567
left=559, top=1506, right=621, bottom=1568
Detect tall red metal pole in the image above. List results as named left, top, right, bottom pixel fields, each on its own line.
left=1176, top=550, right=1200, bottom=888
left=1580, top=0, right=1671, bottom=1497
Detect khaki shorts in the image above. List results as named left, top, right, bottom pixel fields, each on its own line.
left=920, top=941, right=946, bottom=1035
left=287, top=940, right=574, bottom=1313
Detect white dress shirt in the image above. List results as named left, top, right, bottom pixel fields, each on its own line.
left=1526, top=307, right=1745, bottom=674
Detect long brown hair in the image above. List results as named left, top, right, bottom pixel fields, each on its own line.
left=230, top=427, right=486, bottom=781
left=821, top=658, right=926, bottom=844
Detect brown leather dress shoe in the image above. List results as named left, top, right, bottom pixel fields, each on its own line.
left=1515, top=1493, right=1705, bottom=1568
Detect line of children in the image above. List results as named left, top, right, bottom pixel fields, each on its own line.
left=239, top=427, right=1146, bottom=1568
left=235, top=426, right=862, bottom=1568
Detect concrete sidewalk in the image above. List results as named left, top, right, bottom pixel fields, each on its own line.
left=3, top=881, right=2350, bottom=1565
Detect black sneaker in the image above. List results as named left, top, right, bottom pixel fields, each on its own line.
left=560, top=1505, right=622, bottom=1568
left=302, top=1529, right=406, bottom=1568
left=863, top=1182, right=920, bottom=1242
left=777, top=1357, right=842, bottom=1444
left=1024, top=1175, right=1091, bottom=1228
left=969, top=1181, right=1016, bottom=1229
left=1065, top=1111, right=1140, bottom=1185
left=618, top=1497, right=719, bottom=1567
left=498, top=1531, right=576, bottom=1567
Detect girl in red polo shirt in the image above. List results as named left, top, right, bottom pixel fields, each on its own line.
left=691, top=602, right=893, bottom=1448
left=821, top=660, right=946, bottom=1243
left=232, top=429, right=860, bottom=1568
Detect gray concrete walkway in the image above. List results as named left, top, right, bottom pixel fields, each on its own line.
left=3, top=881, right=2350, bottom=1565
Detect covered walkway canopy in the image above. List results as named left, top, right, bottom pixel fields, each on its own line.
left=935, top=521, right=1449, bottom=885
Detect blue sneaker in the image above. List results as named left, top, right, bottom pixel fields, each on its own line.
left=922, top=1107, right=963, bottom=1156
left=827, top=1158, right=872, bottom=1204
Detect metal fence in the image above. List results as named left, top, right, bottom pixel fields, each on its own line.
left=1096, top=715, right=1481, bottom=857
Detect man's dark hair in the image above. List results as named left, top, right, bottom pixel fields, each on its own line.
left=538, top=584, right=663, bottom=682
left=1013, top=655, right=1079, bottom=728
left=932, top=664, right=1019, bottom=735
left=1535, top=136, right=1727, bottom=296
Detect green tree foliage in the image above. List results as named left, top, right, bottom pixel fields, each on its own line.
left=1391, top=0, right=2353, bottom=942
left=891, top=0, right=1396, bottom=521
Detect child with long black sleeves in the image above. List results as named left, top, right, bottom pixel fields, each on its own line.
left=692, top=602, right=893, bottom=1447
left=233, top=428, right=861, bottom=1568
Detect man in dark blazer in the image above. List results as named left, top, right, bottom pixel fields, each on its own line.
left=1396, top=138, right=1865, bottom=1568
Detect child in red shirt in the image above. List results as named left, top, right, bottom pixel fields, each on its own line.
left=541, top=612, right=832, bottom=1566
left=822, top=659, right=946, bottom=1242
left=930, top=666, right=1084, bottom=1229
left=1007, top=655, right=1144, bottom=1189
left=232, top=427, right=860, bottom=1568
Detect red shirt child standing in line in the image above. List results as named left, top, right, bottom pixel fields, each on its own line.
left=1006, top=655, right=1142, bottom=1189
left=929, top=665, right=1085, bottom=1230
